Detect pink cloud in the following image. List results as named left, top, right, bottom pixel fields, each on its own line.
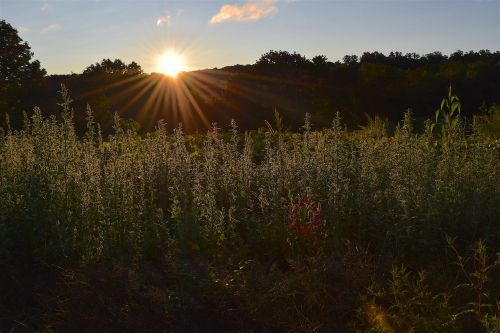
left=210, top=0, right=277, bottom=24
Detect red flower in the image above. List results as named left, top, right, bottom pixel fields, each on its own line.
left=288, top=200, right=324, bottom=236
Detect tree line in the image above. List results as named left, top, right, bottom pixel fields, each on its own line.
left=1, top=19, right=499, bottom=134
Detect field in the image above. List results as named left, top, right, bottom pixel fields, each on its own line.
left=0, top=90, right=499, bottom=332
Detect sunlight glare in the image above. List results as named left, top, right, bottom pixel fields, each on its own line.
left=157, top=51, right=187, bottom=78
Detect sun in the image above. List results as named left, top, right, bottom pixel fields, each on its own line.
left=157, top=50, right=187, bottom=78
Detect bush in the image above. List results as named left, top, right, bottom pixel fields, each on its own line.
left=0, top=87, right=498, bottom=331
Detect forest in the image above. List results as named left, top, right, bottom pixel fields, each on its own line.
left=1, top=19, right=499, bottom=332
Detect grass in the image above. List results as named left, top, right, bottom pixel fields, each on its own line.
left=0, top=87, right=499, bottom=332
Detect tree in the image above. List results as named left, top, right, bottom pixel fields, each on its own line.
left=422, top=51, right=447, bottom=66
left=342, top=55, right=359, bottom=67
left=256, top=50, right=310, bottom=67
left=126, top=61, right=143, bottom=75
left=312, top=55, right=328, bottom=66
left=1, top=20, right=46, bottom=128
left=83, top=58, right=143, bottom=75
left=360, top=51, right=387, bottom=65
left=0, top=20, right=46, bottom=84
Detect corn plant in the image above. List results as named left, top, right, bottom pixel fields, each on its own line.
left=432, top=85, right=462, bottom=136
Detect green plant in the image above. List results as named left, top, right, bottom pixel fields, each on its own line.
left=355, top=240, right=500, bottom=332
left=474, top=104, right=500, bottom=140
left=432, top=85, right=462, bottom=136
left=357, top=266, right=453, bottom=332
left=447, top=237, right=500, bottom=332
left=1, top=88, right=499, bottom=331
left=357, top=113, right=388, bottom=139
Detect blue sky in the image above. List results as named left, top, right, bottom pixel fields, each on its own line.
left=1, top=0, right=499, bottom=74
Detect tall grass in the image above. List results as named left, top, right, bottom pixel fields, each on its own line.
left=0, top=88, right=498, bottom=331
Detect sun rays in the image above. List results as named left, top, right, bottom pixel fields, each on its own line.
left=85, top=66, right=312, bottom=133
left=103, top=69, right=223, bottom=132
left=74, top=44, right=321, bottom=134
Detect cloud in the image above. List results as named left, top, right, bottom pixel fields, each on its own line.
left=40, top=3, right=48, bottom=11
left=210, top=0, right=277, bottom=24
left=18, top=26, right=28, bottom=34
left=41, top=23, right=62, bottom=33
left=156, top=15, right=172, bottom=26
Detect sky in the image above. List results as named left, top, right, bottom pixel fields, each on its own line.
left=1, top=0, right=499, bottom=75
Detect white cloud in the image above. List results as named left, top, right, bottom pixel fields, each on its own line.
left=41, top=23, right=62, bottom=33
left=18, top=26, right=29, bottom=34
left=156, top=15, right=172, bottom=27
left=210, top=0, right=277, bottom=24
left=40, top=3, right=48, bottom=11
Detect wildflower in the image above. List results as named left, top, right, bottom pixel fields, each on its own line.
left=288, top=200, right=324, bottom=236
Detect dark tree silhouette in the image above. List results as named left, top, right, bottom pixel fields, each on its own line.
left=342, top=55, right=359, bottom=66
left=360, top=51, right=387, bottom=64
left=0, top=20, right=46, bottom=128
left=0, top=20, right=46, bottom=84
left=312, top=55, right=328, bottom=66
left=422, top=51, right=447, bottom=66
left=256, top=50, right=310, bottom=67
left=83, top=58, right=143, bottom=75
left=126, top=61, right=143, bottom=75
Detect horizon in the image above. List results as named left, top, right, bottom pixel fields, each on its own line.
left=1, top=0, right=498, bottom=75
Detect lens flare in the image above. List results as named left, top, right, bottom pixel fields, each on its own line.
left=156, top=50, right=186, bottom=78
